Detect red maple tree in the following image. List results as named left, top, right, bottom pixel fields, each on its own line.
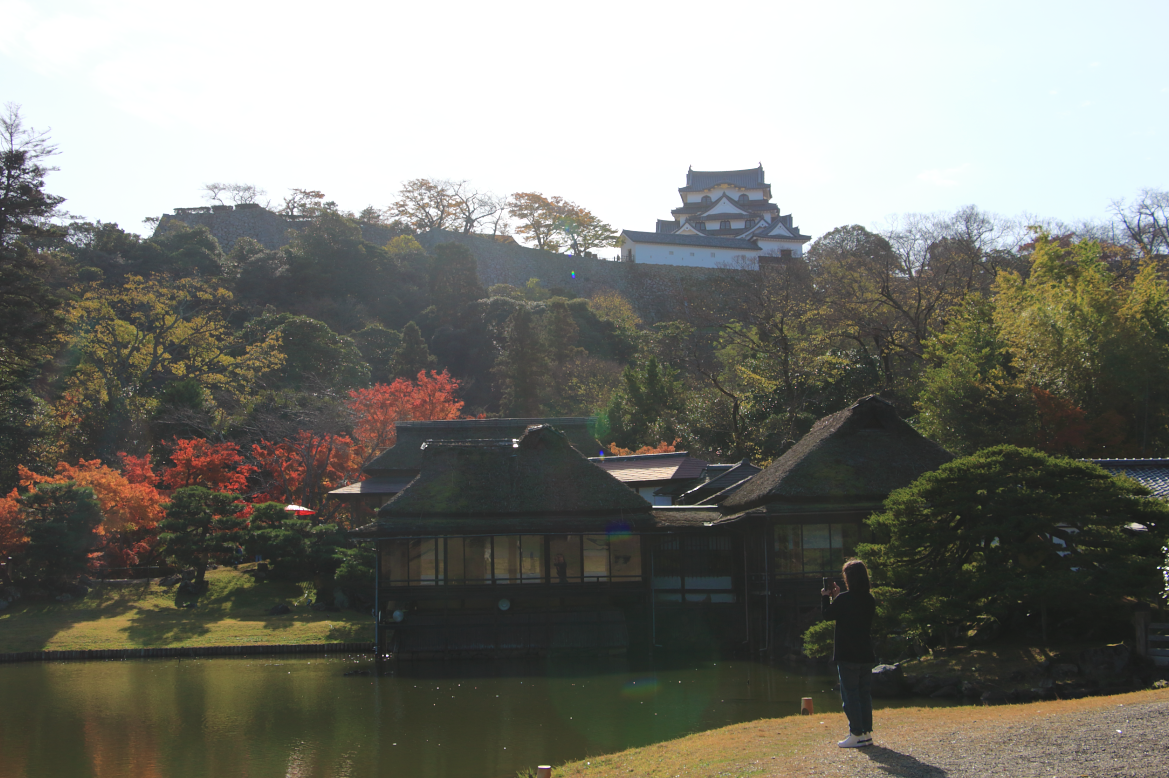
left=347, top=370, right=464, bottom=464
left=159, top=438, right=256, bottom=493
left=251, top=431, right=363, bottom=511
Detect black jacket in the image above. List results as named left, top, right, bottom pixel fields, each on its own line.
left=822, top=589, right=876, bottom=664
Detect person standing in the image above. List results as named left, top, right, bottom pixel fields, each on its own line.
left=821, top=558, right=876, bottom=748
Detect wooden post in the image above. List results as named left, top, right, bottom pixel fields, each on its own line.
left=536, top=766, right=552, bottom=778
left=1134, top=608, right=1151, bottom=659
left=800, top=697, right=813, bottom=715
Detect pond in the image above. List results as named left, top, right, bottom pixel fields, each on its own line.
left=0, top=655, right=943, bottom=778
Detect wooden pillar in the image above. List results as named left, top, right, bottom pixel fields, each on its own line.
left=1134, top=607, right=1151, bottom=659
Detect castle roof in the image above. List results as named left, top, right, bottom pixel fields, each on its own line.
left=681, top=165, right=768, bottom=192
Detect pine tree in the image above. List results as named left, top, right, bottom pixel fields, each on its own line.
left=390, top=321, right=437, bottom=379
left=494, top=306, right=549, bottom=416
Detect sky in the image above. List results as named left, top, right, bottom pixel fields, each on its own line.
left=2, top=0, right=1166, bottom=259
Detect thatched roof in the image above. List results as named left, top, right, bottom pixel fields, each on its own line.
left=363, top=417, right=602, bottom=476
left=352, top=425, right=651, bottom=537
left=720, top=395, right=952, bottom=511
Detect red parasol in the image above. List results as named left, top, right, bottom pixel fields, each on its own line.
left=284, top=504, right=316, bottom=515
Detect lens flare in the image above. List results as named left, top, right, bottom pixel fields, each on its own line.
left=620, top=678, right=660, bottom=699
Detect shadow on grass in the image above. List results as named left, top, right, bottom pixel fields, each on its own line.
left=0, top=581, right=153, bottom=652
left=862, top=746, right=948, bottom=777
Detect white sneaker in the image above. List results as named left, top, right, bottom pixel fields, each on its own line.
left=858, top=732, right=873, bottom=745
left=838, top=733, right=869, bottom=748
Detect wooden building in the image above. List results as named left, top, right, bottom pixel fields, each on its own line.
left=350, top=396, right=952, bottom=659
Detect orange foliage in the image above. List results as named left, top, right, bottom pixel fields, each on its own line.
left=0, top=490, right=28, bottom=561
left=17, top=460, right=165, bottom=534
left=119, top=453, right=158, bottom=486
left=606, top=440, right=679, bottom=456
left=160, top=438, right=255, bottom=493
left=347, top=370, right=464, bottom=462
left=15, top=459, right=167, bottom=571
left=251, top=431, right=363, bottom=509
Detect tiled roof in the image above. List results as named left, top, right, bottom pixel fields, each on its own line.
left=671, top=202, right=777, bottom=216
left=591, top=451, right=707, bottom=483
left=1092, top=459, right=1169, bottom=498
left=621, top=230, right=760, bottom=251
left=681, top=166, right=767, bottom=192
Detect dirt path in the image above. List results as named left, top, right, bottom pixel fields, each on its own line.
left=555, top=688, right=1169, bottom=778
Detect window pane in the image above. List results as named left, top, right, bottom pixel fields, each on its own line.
left=652, top=535, right=681, bottom=589
left=610, top=535, right=642, bottom=580
left=683, top=535, right=732, bottom=590
left=446, top=537, right=465, bottom=585
left=803, top=524, right=830, bottom=549
left=804, top=547, right=831, bottom=574
left=520, top=535, right=543, bottom=583
left=464, top=537, right=492, bottom=584
left=583, top=535, right=610, bottom=582
left=381, top=540, right=409, bottom=584
left=774, top=525, right=802, bottom=574
left=549, top=535, right=581, bottom=584
left=410, top=538, right=437, bottom=585
left=494, top=536, right=521, bottom=583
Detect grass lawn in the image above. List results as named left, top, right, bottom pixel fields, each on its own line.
left=552, top=686, right=1169, bottom=777
left=0, top=566, right=371, bottom=653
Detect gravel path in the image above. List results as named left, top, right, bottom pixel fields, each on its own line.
left=830, top=699, right=1169, bottom=777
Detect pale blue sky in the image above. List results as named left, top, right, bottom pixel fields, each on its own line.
left=2, top=0, right=1166, bottom=256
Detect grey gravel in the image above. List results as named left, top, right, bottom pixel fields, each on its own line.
left=832, top=700, right=1169, bottom=777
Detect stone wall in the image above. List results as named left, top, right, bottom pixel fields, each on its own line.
left=417, top=230, right=753, bottom=325
left=154, top=206, right=755, bottom=324
left=156, top=204, right=400, bottom=251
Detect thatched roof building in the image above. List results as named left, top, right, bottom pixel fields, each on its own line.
left=353, top=425, right=651, bottom=535
left=721, top=395, right=953, bottom=513
left=363, top=417, right=603, bottom=477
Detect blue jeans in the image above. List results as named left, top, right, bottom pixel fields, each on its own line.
left=837, top=662, right=874, bottom=735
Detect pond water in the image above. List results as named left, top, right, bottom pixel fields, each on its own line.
left=0, top=655, right=943, bottom=778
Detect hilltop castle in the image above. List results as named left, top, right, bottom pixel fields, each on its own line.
left=620, top=165, right=810, bottom=268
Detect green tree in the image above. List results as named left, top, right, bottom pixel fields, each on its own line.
left=15, top=482, right=103, bottom=585
left=863, top=445, right=1169, bottom=647
left=994, top=234, right=1169, bottom=455
left=246, top=502, right=345, bottom=589
left=494, top=306, right=549, bottom=416
left=391, top=321, right=437, bottom=379
left=59, top=276, right=284, bottom=458
left=429, top=242, right=485, bottom=326
left=606, top=356, right=684, bottom=449
left=352, top=323, right=402, bottom=384
left=266, top=315, right=370, bottom=391
left=543, top=298, right=583, bottom=365
left=158, top=486, right=246, bottom=586
left=917, top=295, right=1033, bottom=455
left=0, top=103, right=65, bottom=247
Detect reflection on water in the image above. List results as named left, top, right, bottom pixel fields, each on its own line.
left=0, top=655, right=937, bottom=778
